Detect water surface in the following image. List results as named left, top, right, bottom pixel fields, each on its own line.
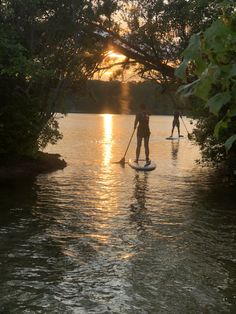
left=0, top=114, right=235, bottom=313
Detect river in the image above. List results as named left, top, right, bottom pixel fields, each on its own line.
left=0, top=114, right=235, bottom=313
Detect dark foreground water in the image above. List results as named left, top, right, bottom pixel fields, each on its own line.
left=0, top=114, right=235, bottom=313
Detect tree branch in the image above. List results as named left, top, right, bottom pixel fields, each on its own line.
left=89, top=22, right=176, bottom=78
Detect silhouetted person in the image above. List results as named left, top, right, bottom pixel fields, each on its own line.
left=170, top=111, right=182, bottom=137
left=134, top=104, right=151, bottom=165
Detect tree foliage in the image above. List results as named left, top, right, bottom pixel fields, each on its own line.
left=176, top=1, right=236, bottom=169
left=0, top=0, right=104, bottom=156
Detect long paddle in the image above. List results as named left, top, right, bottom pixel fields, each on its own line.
left=119, top=127, right=136, bottom=165
left=180, top=116, right=192, bottom=140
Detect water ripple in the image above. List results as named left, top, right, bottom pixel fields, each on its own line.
left=0, top=114, right=235, bottom=313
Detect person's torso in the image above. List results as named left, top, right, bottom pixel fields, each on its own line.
left=137, top=111, right=150, bottom=134
left=173, top=111, right=180, bottom=121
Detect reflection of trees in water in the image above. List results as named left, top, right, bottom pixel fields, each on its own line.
left=171, top=139, right=179, bottom=161
left=127, top=171, right=236, bottom=312
left=178, top=171, right=236, bottom=310
left=0, top=179, right=37, bottom=225
left=130, top=173, right=152, bottom=231
left=0, top=179, right=70, bottom=313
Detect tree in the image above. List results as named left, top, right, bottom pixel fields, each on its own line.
left=83, top=0, right=222, bottom=83
left=0, top=0, right=104, bottom=156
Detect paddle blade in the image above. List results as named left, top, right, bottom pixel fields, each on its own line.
left=119, top=157, right=125, bottom=165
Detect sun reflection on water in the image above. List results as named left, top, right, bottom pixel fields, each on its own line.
left=103, top=114, right=113, bottom=165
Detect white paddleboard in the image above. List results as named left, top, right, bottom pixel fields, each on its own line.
left=128, top=159, right=156, bottom=171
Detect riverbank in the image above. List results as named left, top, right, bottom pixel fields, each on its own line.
left=0, top=152, right=67, bottom=182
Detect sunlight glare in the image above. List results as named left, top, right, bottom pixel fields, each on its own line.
left=103, top=114, right=113, bottom=165
left=105, top=50, right=126, bottom=61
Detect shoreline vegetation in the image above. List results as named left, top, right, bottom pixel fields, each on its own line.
left=0, top=152, right=67, bottom=183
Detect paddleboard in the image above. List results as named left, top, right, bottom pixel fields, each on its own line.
left=166, top=135, right=184, bottom=140
left=128, top=159, right=156, bottom=171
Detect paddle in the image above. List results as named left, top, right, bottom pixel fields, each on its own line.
left=180, top=116, right=192, bottom=140
left=118, top=127, right=136, bottom=165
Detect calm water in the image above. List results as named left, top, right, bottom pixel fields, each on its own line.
left=0, top=114, right=235, bottom=314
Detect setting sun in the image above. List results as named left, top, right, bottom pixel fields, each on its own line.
left=94, top=49, right=138, bottom=82
left=105, top=50, right=126, bottom=61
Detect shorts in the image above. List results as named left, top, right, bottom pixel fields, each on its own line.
left=137, top=130, right=150, bottom=138
left=173, top=120, right=180, bottom=127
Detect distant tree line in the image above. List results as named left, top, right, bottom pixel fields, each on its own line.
left=62, top=80, right=185, bottom=115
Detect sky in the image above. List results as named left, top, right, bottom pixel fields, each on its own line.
left=93, top=50, right=141, bottom=82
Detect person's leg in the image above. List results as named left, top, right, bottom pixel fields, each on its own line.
left=177, top=121, right=180, bottom=137
left=135, top=137, right=142, bottom=162
left=171, top=121, right=175, bottom=136
left=144, top=135, right=150, bottom=163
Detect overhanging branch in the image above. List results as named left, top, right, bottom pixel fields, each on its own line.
left=88, top=21, right=176, bottom=79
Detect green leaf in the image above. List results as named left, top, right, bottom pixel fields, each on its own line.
left=195, top=58, right=208, bottom=76
left=229, top=63, right=236, bottom=78
left=214, top=118, right=229, bottom=138
left=208, top=65, right=221, bottom=81
left=232, top=83, right=236, bottom=100
left=175, top=59, right=188, bottom=80
left=211, top=39, right=228, bottom=54
left=227, top=107, right=236, bottom=118
left=177, top=79, right=200, bottom=97
left=194, top=77, right=212, bottom=101
left=206, top=92, right=231, bottom=115
left=204, top=20, right=229, bottom=42
left=183, top=33, right=201, bottom=60
left=225, top=134, right=236, bottom=153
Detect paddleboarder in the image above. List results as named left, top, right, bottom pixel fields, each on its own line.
left=134, top=104, right=151, bottom=166
left=170, top=111, right=182, bottom=137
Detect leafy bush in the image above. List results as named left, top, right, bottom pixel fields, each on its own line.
left=176, top=1, right=236, bottom=171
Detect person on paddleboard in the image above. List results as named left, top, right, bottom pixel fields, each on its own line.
left=134, top=103, right=151, bottom=166
left=170, top=111, right=182, bottom=137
